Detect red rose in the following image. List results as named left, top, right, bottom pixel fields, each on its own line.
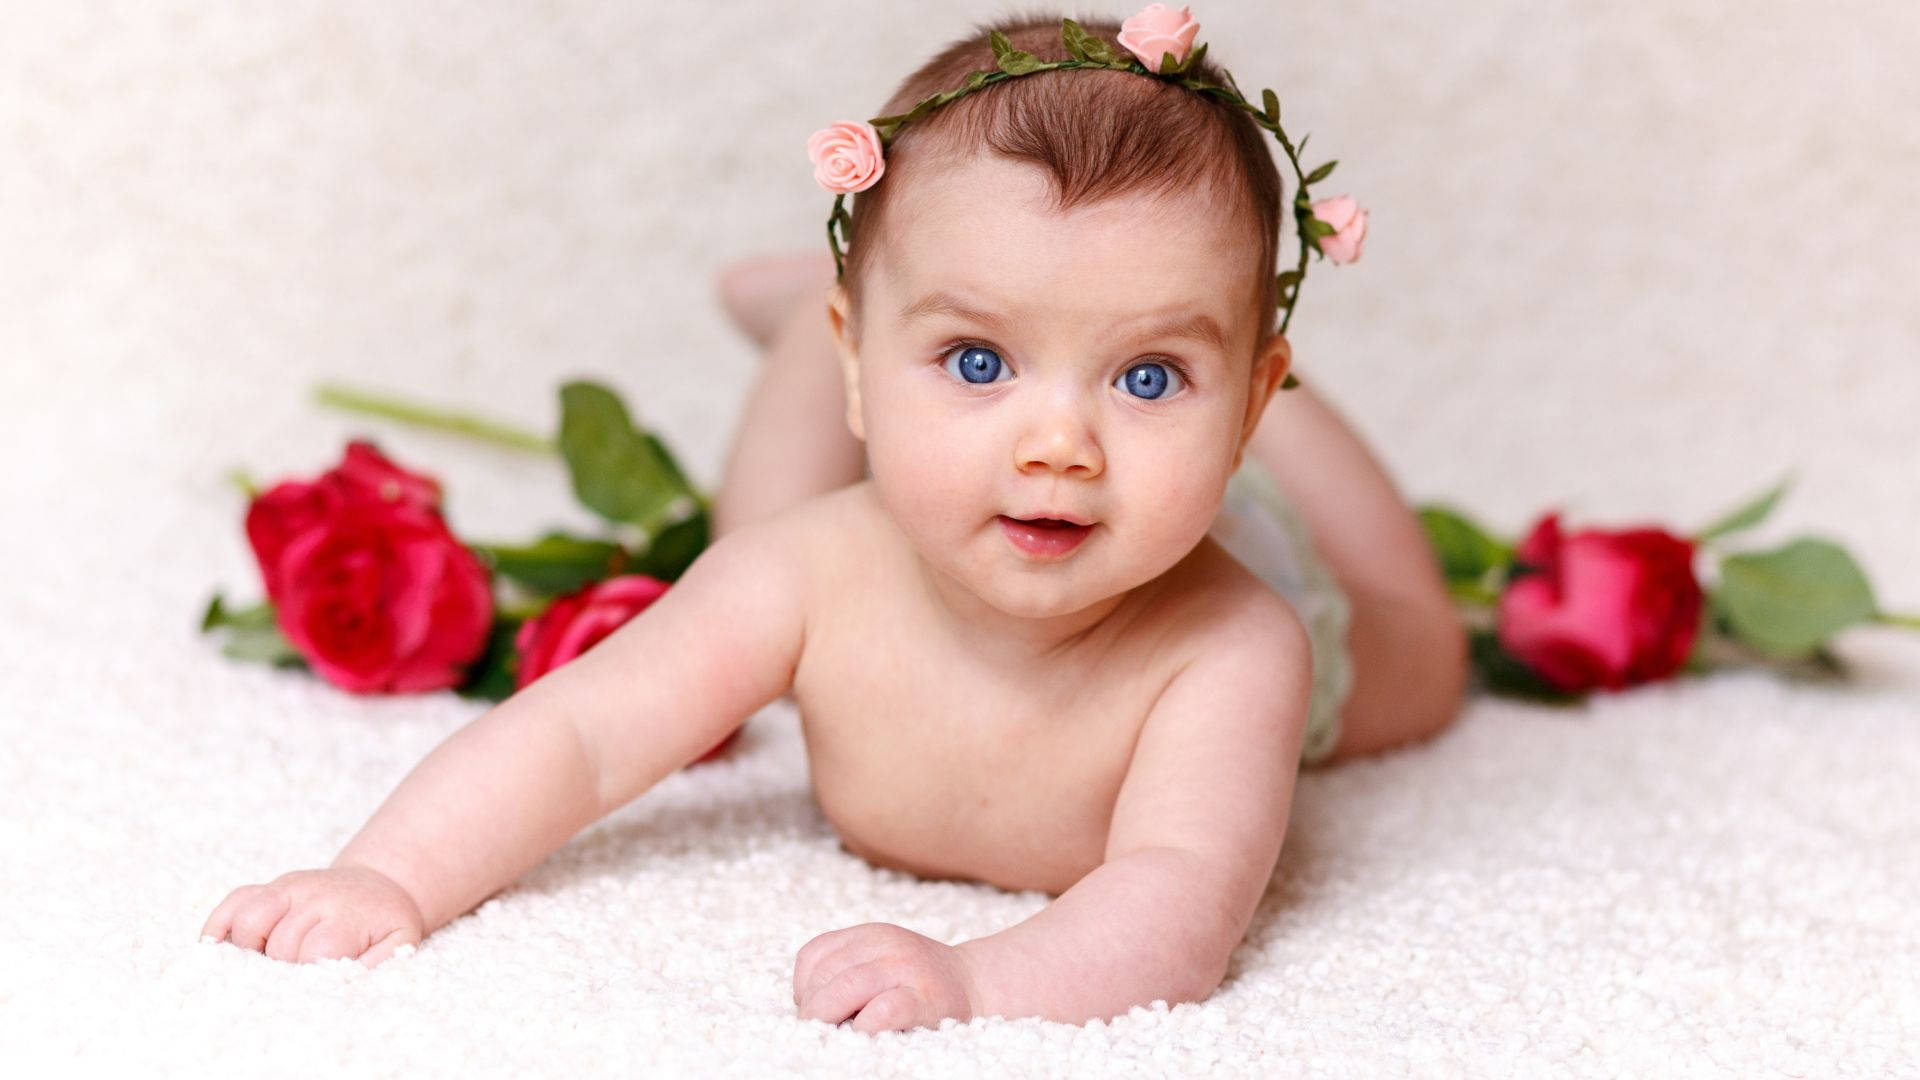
left=1496, top=513, right=1703, bottom=692
left=244, top=442, right=493, bottom=693
left=515, top=574, right=736, bottom=764
left=246, top=440, right=444, bottom=604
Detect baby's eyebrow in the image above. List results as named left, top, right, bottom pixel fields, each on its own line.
left=898, top=290, right=1230, bottom=355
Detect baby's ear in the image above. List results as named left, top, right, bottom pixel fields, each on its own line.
left=826, top=285, right=866, bottom=442
left=1235, top=330, right=1293, bottom=457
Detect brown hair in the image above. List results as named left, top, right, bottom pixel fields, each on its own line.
left=837, top=8, right=1285, bottom=356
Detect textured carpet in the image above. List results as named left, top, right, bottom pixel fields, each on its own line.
left=3, top=2, right=1916, bottom=1076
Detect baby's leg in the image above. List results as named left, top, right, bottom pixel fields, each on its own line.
left=1242, top=379, right=1469, bottom=760
left=711, top=253, right=866, bottom=540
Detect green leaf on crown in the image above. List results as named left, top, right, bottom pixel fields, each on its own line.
left=1157, top=50, right=1180, bottom=75
left=1713, top=537, right=1879, bottom=658
left=558, top=380, right=699, bottom=536
left=1302, top=216, right=1339, bottom=239
left=1078, top=32, right=1123, bottom=67
left=964, top=69, right=991, bottom=91
left=1304, top=160, right=1338, bottom=185
left=1262, top=88, right=1280, bottom=125
left=989, top=29, right=1013, bottom=62
left=1275, top=270, right=1303, bottom=293
left=1279, top=373, right=1300, bottom=389
left=1694, top=473, right=1792, bottom=544
left=998, top=51, right=1046, bottom=76
left=1059, top=18, right=1092, bottom=62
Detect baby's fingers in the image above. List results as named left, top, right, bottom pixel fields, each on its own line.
left=355, top=927, right=417, bottom=969
left=851, top=985, right=924, bottom=1035
left=297, top=918, right=372, bottom=964
left=263, top=908, right=324, bottom=963
left=800, top=959, right=898, bottom=1025
left=223, top=887, right=292, bottom=953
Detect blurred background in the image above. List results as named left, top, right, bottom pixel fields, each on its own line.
left=2, top=2, right=1915, bottom=633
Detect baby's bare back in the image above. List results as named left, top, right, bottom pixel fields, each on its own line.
left=786, top=482, right=1260, bottom=896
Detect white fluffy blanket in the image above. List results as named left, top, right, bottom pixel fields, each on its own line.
left=3, top=3, right=1915, bottom=1075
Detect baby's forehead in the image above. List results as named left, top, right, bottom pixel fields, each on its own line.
left=876, top=165, right=1260, bottom=335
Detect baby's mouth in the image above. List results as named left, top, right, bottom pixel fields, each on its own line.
left=997, top=515, right=1096, bottom=558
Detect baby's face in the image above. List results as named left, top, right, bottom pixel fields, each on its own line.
left=830, top=151, right=1288, bottom=621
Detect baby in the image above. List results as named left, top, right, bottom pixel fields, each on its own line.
left=201, top=11, right=1467, bottom=1032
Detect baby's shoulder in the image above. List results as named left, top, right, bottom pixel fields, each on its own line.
left=709, top=481, right=888, bottom=605
left=1146, top=534, right=1312, bottom=663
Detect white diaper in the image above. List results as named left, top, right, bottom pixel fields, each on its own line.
left=1206, top=459, right=1354, bottom=766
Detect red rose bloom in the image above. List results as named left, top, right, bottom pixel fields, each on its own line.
left=1496, top=513, right=1704, bottom=692
left=245, top=442, right=493, bottom=693
left=515, top=574, right=736, bottom=764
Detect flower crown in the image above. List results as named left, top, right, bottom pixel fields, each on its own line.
left=806, top=5, right=1369, bottom=388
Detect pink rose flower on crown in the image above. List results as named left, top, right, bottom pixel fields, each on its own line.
left=1310, top=195, right=1369, bottom=264
left=806, top=119, right=886, bottom=194
left=1119, top=3, right=1201, bottom=72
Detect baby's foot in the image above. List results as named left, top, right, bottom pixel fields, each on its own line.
left=715, top=251, right=837, bottom=349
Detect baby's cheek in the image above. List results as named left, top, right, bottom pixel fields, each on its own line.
left=1127, top=471, right=1230, bottom=571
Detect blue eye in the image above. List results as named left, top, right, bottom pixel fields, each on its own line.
left=1116, top=361, right=1185, bottom=400
left=942, top=343, right=1009, bottom=384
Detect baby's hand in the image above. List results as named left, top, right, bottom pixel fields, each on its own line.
left=792, top=922, right=980, bottom=1033
left=200, top=865, right=424, bottom=967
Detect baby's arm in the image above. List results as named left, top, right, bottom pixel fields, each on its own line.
left=200, top=520, right=806, bottom=964
left=951, top=605, right=1309, bottom=1023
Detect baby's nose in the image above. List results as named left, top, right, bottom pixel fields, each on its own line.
left=1013, top=399, right=1103, bottom=477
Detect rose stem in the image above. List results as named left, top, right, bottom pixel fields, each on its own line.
left=313, top=383, right=556, bottom=455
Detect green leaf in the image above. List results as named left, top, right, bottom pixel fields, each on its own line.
left=1468, top=627, right=1585, bottom=704
left=964, top=69, right=991, bottom=91
left=1279, top=372, right=1300, bottom=389
left=1059, top=18, right=1091, bottom=61
left=1694, top=473, right=1793, bottom=544
left=1261, top=88, right=1279, bottom=125
left=1304, top=160, right=1338, bottom=185
left=557, top=381, right=699, bottom=534
left=1080, top=34, right=1123, bottom=66
left=1417, top=504, right=1514, bottom=586
left=1157, top=50, right=1180, bottom=75
left=454, top=619, right=524, bottom=703
left=629, top=506, right=710, bottom=582
left=202, top=591, right=275, bottom=633
left=221, top=619, right=301, bottom=665
left=1178, top=42, right=1208, bottom=74
left=998, top=50, right=1046, bottom=76
left=202, top=592, right=303, bottom=666
left=473, top=532, right=634, bottom=596
left=1275, top=270, right=1302, bottom=293
left=989, top=29, right=1013, bottom=62
left=1302, top=216, right=1338, bottom=239
left=1713, top=537, right=1879, bottom=658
